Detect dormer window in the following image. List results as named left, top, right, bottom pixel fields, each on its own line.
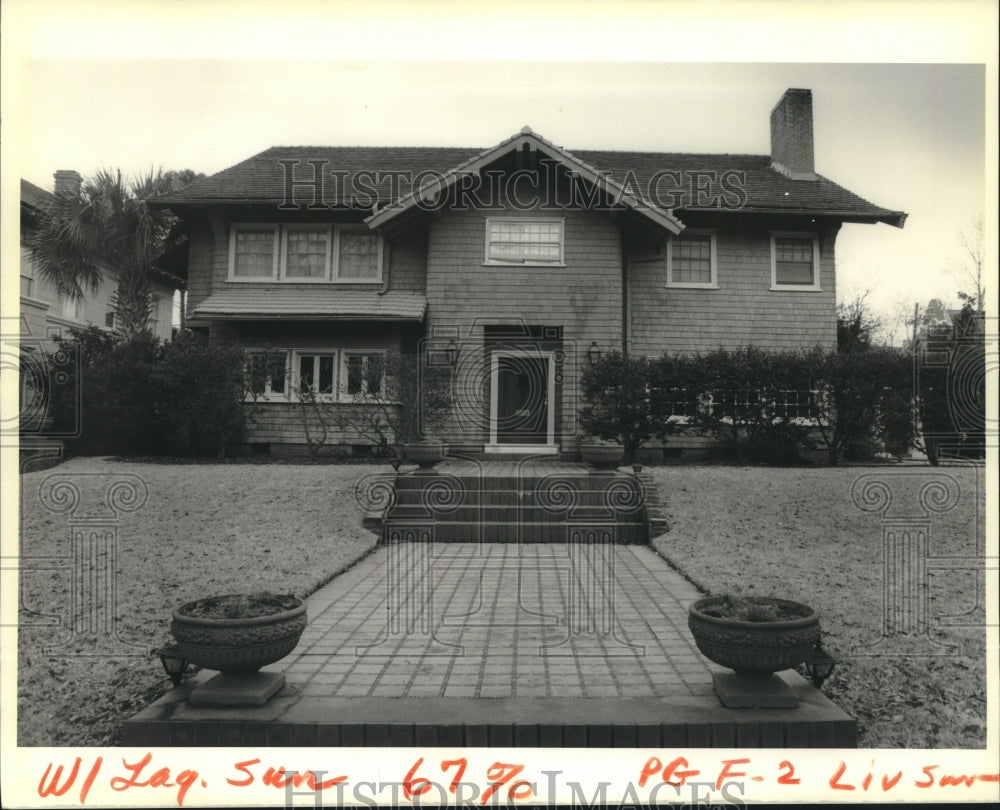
left=485, top=218, right=564, bottom=266
left=229, top=224, right=382, bottom=282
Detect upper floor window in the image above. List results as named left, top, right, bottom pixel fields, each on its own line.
left=771, top=233, right=820, bottom=290
left=485, top=218, right=564, bottom=265
left=229, top=224, right=382, bottom=283
left=666, top=231, right=717, bottom=288
left=60, top=295, right=86, bottom=322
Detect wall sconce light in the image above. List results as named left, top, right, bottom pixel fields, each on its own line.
left=155, top=645, right=190, bottom=686
left=446, top=339, right=459, bottom=367
left=804, top=642, right=837, bottom=689
left=587, top=341, right=601, bottom=366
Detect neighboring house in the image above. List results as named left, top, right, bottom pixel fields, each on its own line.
left=152, top=88, right=906, bottom=457
left=19, top=172, right=184, bottom=441
left=920, top=297, right=984, bottom=339
left=20, top=173, right=180, bottom=346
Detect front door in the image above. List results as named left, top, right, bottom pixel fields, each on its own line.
left=494, top=354, right=548, bottom=445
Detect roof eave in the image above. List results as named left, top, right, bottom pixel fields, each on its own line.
left=678, top=206, right=907, bottom=228
left=189, top=312, right=425, bottom=322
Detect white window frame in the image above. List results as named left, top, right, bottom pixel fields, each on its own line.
left=293, top=350, right=341, bottom=401
left=228, top=224, right=382, bottom=283
left=340, top=351, right=387, bottom=399
left=333, top=226, right=384, bottom=283
left=244, top=349, right=290, bottom=401
left=281, top=224, right=333, bottom=282
left=770, top=232, right=821, bottom=291
left=228, top=224, right=280, bottom=281
left=666, top=230, right=718, bottom=289
left=484, top=217, right=565, bottom=266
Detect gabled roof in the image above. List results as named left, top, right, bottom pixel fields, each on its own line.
left=154, top=131, right=906, bottom=228
left=189, top=289, right=426, bottom=322
left=365, top=127, right=684, bottom=234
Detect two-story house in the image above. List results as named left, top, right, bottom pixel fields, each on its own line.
left=153, top=88, right=906, bottom=457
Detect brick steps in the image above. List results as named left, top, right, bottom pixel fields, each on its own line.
left=389, top=521, right=646, bottom=543
left=383, top=464, right=650, bottom=544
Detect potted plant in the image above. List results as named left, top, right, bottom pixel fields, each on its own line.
left=401, top=440, right=446, bottom=469
left=170, top=592, right=307, bottom=706
left=579, top=437, right=625, bottom=469
left=687, top=594, right=820, bottom=676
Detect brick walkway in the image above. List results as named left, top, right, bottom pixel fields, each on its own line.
left=125, top=501, right=856, bottom=747
left=281, top=543, right=713, bottom=700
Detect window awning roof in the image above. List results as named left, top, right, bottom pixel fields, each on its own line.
left=189, top=289, right=426, bottom=321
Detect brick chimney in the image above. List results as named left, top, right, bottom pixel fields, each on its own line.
left=53, top=169, right=83, bottom=198
left=770, top=89, right=816, bottom=180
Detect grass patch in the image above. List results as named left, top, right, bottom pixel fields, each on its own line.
left=17, top=457, right=383, bottom=746
left=648, top=463, right=987, bottom=748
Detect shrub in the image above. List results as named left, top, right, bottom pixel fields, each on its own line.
left=67, top=330, right=163, bottom=455
left=299, top=349, right=453, bottom=458
left=44, top=327, right=251, bottom=457
left=915, top=310, right=986, bottom=464
left=810, top=346, right=915, bottom=465
left=154, top=334, right=249, bottom=456
left=580, top=353, right=677, bottom=462
left=678, top=347, right=817, bottom=464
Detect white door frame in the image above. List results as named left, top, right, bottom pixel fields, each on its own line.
left=486, top=348, right=558, bottom=453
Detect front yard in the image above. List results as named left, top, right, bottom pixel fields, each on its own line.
left=16, top=458, right=989, bottom=748
left=649, top=463, right=988, bottom=748
left=17, top=458, right=383, bottom=746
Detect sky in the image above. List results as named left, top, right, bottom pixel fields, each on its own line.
left=5, top=3, right=997, bottom=343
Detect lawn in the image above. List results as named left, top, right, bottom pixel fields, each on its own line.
left=15, top=458, right=990, bottom=748
left=16, top=457, right=384, bottom=746
left=648, top=463, right=989, bottom=748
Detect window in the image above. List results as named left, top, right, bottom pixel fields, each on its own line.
left=771, top=233, right=820, bottom=290
left=248, top=349, right=386, bottom=402
left=337, top=230, right=381, bottom=279
left=667, top=231, right=717, bottom=288
left=60, top=295, right=85, bottom=322
left=231, top=226, right=279, bottom=279
left=229, top=224, right=381, bottom=282
left=485, top=218, right=564, bottom=265
left=343, top=353, right=385, bottom=398
left=297, top=353, right=338, bottom=398
left=246, top=351, right=288, bottom=399
left=284, top=226, right=330, bottom=279
left=105, top=311, right=117, bottom=329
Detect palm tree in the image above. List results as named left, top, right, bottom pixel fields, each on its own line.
left=27, top=168, right=197, bottom=338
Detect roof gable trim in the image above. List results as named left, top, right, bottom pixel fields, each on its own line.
left=365, top=128, right=684, bottom=235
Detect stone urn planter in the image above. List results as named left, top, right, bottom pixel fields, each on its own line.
left=687, top=595, right=820, bottom=708
left=402, top=441, right=445, bottom=469
left=579, top=440, right=625, bottom=469
left=170, top=593, right=307, bottom=706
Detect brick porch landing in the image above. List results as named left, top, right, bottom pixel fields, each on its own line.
left=124, top=543, right=856, bottom=747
